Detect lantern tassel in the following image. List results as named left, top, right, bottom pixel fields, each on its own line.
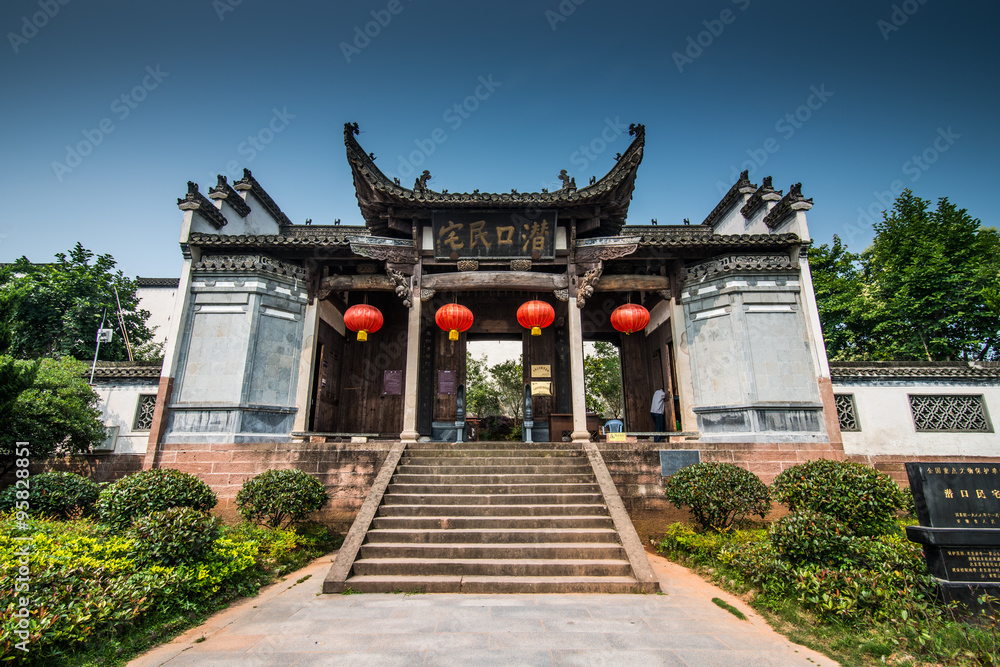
left=531, top=326, right=541, bottom=336
left=449, top=329, right=459, bottom=341
left=357, top=330, right=368, bottom=342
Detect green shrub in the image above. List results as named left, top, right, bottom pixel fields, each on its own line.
left=663, top=462, right=771, bottom=531
left=130, top=507, right=221, bottom=566
left=0, top=471, right=99, bottom=518
left=771, top=459, right=905, bottom=536
left=236, top=469, right=328, bottom=528
left=95, top=468, right=217, bottom=530
left=769, top=509, right=853, bottom=566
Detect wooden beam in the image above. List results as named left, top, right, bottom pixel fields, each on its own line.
left=422, top=272, right=568, bottom=291
left=320, top=275, right=394, bottom=291
left=593, top=274, right=671, bottom=292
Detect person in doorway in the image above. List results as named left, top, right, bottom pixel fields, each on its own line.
left=650, top=388, right=666, bottom=443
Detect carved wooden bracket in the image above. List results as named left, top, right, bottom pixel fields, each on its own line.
left=576, top=265, right=603, bottom=308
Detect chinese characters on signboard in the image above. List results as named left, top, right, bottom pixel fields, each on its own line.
left=913, top=464, right=1000, bottom=527
left=432, top=210, right=556, bottom=259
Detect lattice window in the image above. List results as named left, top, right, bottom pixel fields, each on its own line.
left=909, top=395, right=992, bottom=432
left=835, top=394, right=860, bottom=432
left=133, top=394, right=157, bottom=431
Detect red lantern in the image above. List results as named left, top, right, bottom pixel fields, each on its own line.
left=610, top=303, right=650, bottom=335
left=343, top=304, right=383, bottom=342
left=517, top=300, right=555, bottom=336
left=436, top=303, right=474, bottom=341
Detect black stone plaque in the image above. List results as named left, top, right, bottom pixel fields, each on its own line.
left=432, top=210, right=556, bottom=259
left=906, top=462, right=1000, bottom=528
left=906, top=462, right=1000, bottom=605
left=660, top=450, right=701, bottom=477
left=382, top=370, right=402, bottom=396
left=939, top=548, right=1000, bottom=583
left=438, top=370, right=456, bottom=395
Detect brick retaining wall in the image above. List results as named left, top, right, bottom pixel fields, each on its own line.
left=148, top=441, right=395, bottom=532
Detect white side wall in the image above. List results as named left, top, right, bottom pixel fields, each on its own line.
left=838, top=382, right=1000, bottom=457
left=137, top=286, right=178, bottom=347
left=93, top=381, right=160, bottom=454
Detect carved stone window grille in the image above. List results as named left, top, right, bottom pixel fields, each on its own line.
left=835, top=394, right=859, bottom=432
left=908, top=394, right=992, bottom=433
left=133, top=394, right=157, bottom=431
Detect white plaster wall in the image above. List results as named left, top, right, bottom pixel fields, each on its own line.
left=219, top=193, right=282, bottom=235
left=710, top=200, right=752, bottom=235
left=137, top=285, right=178, bottom=347
left=93, top=382, right=159, bottom=454
left=839, top=383, right=1000, bottom=457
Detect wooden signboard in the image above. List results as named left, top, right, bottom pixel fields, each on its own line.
left=438, top=370, right=456, bottom=395
left=432, top=210, right=556, bottom=259
left=382, top=370, right=402, bottom=396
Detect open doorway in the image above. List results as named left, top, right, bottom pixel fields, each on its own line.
left=466, top=338, right=523, bottom=441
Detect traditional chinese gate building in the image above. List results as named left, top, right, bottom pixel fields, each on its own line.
left=143, top=122, right=845, bottom=541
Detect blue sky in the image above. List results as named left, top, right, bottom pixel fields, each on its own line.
left=1, top=0, right=996, bottom=278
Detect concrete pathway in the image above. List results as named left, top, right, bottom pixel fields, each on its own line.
left=130, top=550, right=839, bottom=666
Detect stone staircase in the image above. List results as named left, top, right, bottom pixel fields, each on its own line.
left=324, top=442, right=659, bottom=594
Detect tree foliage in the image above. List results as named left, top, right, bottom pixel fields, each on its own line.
left=0, top=356, right=106, bottom=476
left=0, top=242, right=154, bottom=361
left=490, top=357, right=525, bottom=422
left=465, top=353, right=500, bottom=417
left=810, top=190, right=1000, bottom=361
left=584, top=341, right=623, bottom=418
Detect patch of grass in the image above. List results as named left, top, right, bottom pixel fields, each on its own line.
left=341, top=587, right=360, bottom=595
left=295, top=574, right=312, bottom=584
left=712, top=597, right=747, bottom=620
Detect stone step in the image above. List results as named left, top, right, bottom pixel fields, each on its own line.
left=382, top=493, right=605, bottom=506
left=391, top=473, right=597, bottom=485
left=404, top=449, right=585, bottom=459
left=377, top=503, right=610, bottom=517
left=399, top=457, right=589, bottom=468
left=386, top=482, right=601, bottom=495
left=406, top=441, right=582, bottom=451
left=351, top=558, right=634, bottom=577
left=363, top=527, right=620, bottom=544
left=358, top=541, right=628, bottom=560
left=371, top=514, right=614, bottom=530
left=337, top=574, right=646, bottom=594
left=396, top=463, right=594, bottom=475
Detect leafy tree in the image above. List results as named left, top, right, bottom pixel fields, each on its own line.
left=810, top=190, right=1000, bottom=361
left=490, top=357, right=525, bottom=422
left=584, top=341, right=623, bottom=418
left=0, top=356, right=105, bottom=477
left=465, top=352, right=500, bottom=417
left=0, top=243, right=153, bottom=361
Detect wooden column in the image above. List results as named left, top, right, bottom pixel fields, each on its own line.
left=567, top=301, right=590, bottom=443
left=400, top=296, right=422, bottom=442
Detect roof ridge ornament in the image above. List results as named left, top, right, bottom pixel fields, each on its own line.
left=177, top=181, right=227, bottom=230
left=208, top=174, right=251, bottom=218
left=558, top=169, right=577, bottom=191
